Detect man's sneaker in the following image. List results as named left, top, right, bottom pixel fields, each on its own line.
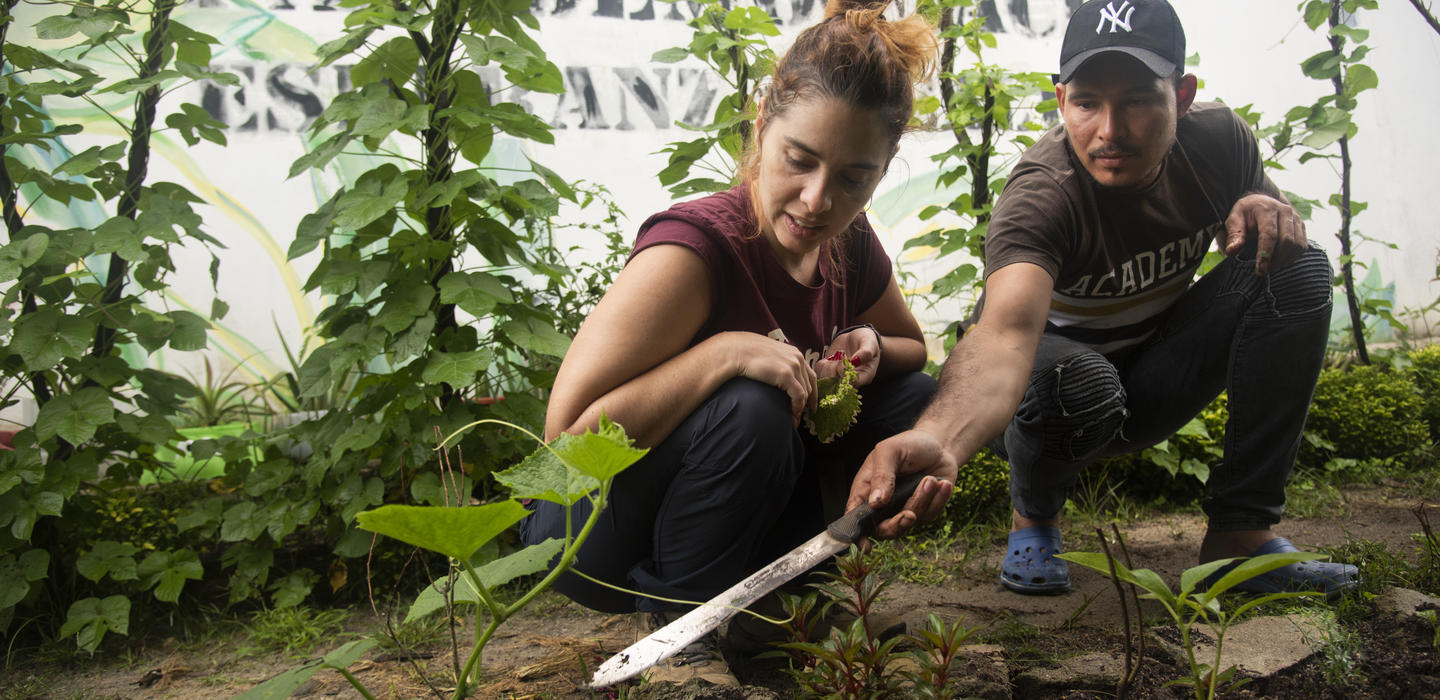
left=638, top=611, right=740, bottom=687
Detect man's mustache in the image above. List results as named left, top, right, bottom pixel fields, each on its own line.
left=1090, top=146, right=1135, bottom=159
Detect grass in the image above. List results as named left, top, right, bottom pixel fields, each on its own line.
left=1285, top=468, right=1350, bottom=519
left=242, top=606, right=352, bottom=657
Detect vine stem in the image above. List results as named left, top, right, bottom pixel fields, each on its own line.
left=0, top=0, right=54, bottom=406
left=1330, top=0, right=1370, bottom=364
left=92, top=0, right=176, bottom=362
left=451, top=480, right=612, bottom=697
left=1411, top=0, right=1440, bottom=36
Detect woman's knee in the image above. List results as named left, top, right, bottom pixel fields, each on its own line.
left=700, top=377, right=799, bottom=443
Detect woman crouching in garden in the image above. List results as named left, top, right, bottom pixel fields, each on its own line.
left=521, top=0, right=954, bottom=686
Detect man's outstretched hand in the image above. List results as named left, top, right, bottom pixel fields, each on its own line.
left=1224, top=193, right=1308, bottom=276
left=847, top=430, right=958, bottom=539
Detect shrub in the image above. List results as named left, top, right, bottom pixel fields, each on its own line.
left=1410, top=343, right=1440, bottom=441
left=937, top=447, right=1010, bottom=527
left=1306, top=365, right=1429, bottom=463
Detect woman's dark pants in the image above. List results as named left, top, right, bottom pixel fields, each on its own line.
left=520, top=371, right=935, bottom=613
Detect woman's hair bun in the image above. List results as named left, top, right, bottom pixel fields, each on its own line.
left=822, top=0, right=891, bottom=21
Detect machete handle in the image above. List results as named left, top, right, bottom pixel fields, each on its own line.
left=826, top=470, right=928, bottom=544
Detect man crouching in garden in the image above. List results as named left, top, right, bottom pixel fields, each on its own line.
left=849, top=0, right=1358, bottom=596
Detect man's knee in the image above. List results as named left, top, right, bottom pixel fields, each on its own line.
left=1034, top=353, right=1128, bottom=461
left=1260, top=244, right=1333, bottom=317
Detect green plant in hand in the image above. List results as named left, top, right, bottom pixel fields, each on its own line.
left=1059, top=549, right=1325, bottom=700
left=806, top=354, right=861, bottom=444
left=235, top=417, right=647, bottom=700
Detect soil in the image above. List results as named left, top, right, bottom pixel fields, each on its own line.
left=4, top=482, right=1439, bottom=699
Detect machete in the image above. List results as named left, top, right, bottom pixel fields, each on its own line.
left=590, top=470, right=928, bottom=688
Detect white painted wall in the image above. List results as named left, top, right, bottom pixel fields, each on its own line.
left=8, top=0, right=1438, bottom=404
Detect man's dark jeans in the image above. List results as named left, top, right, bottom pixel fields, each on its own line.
left=520, top=372, right=935, bottom=613
left=994, top=244, right=1334, bottom=531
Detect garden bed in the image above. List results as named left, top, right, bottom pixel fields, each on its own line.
left=4, top=480, right=1438, bottom=699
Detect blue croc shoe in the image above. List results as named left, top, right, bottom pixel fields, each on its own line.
left=1206, top=537, right=1359, bottom=599
left=1001, top=526, right=1070, bottom=594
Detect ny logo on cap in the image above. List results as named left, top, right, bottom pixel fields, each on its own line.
left=1096, top=0, right=1135, bottom=33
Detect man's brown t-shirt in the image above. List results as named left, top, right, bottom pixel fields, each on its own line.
left=982, top=101, right=1281, bottom=354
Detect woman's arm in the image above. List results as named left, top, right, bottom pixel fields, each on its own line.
left=544, top=244, right=818, bottom=447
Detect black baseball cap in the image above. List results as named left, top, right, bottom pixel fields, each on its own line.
left=1057, top=0, right=1185, bottom=83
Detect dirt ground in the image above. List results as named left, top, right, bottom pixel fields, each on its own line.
left=4, top=483, right=1438, bottom=699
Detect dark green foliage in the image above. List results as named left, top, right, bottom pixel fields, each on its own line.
left=0, top=0, right=236, bottom=650
left=1410, top=343, right=1440, bottom=440
left=1306, top=365, right=1429, bottom=462
left=938, top=447, right=1009, bottom=526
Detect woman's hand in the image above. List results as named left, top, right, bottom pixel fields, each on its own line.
left=817, top=325, right=881, bottom=386
left=715, top=331, right=818, bottom=425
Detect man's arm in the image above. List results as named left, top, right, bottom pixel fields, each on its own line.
left=846, top=262, right=1055, bottom=538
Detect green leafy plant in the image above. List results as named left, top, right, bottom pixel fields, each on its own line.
left=176, top=357, right=265, bottom=428
left=651, top=0, right=777, bottom=197
left=1409, top=343, right=1440, bottom=440
left=778, top=544, right=982, bottom=698
left=1060, top=546, right=1325, bottom=699
left=0, top=0, right=235, bottom=650
left=904, top=0, right=1052, bottom=332
left=1241, top=0, right=1385, bottom=363
left=806, top=355, right=861, bottom=444
left=1304, top=364, right=1429, bottom=464
left=164, top=0, right=598, bottom=614
left=236, top=416, right=647, bottom=700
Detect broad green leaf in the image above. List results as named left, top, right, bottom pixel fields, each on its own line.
left=331, top=166, right=408, bottom=231
left=331, top=420, right=383, bottom=456
left=59, top=595, right=129, bottom=652
left=1175, top=416, right=1208, bottom=437
left=411, top=471, right=474, bottom=507
left=1300, top=50, right=1341, bottom=80
left=92, top=216, right=146, bottom=261
left=652, top=47, right=691, bottom=63
left=167, top=310, right=210, bottom=351
left=724, top=6, right=780, bottom=36
left=350, top=37, right=420, bottom=88
left=374, top=281, right=434, bottom=334
left=0, top=233, right=49, bottom=282
left=421, top=350, right=492, bottom=390
left=233, top=639, right=376, bottom=700
left=10, top=307, right=93, bottom=371
left=35, top=388, right=114, bottom=446
left=494, top=441, right=600, bottom=505
left=0, top=550, right=49, bottom=609
left=270, top=569, right=316, bottom=608
left=221, top=501, right=268, bottom=542
left=138, top=550, right=204, bottom=602
left=176, top=498, right=223, bottom=533
left=355, top=501, right=530, bottom=561
left=549, top=416, right=648, bottom=483
left=1172, top=556, right=1224, bottom=596
left=1343, top=63, right=1378, bottom=97
left=1128, top=568, right=1176, bottom=606
left=438, top=271, right=513, bottom=317
left=405, top=538, right=565, bottom=622
left=1198, top=551, right=1326, bottom=603
left=500, top=318, right=571, bottom=358
left=77, top=541, right=140, bottom=583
